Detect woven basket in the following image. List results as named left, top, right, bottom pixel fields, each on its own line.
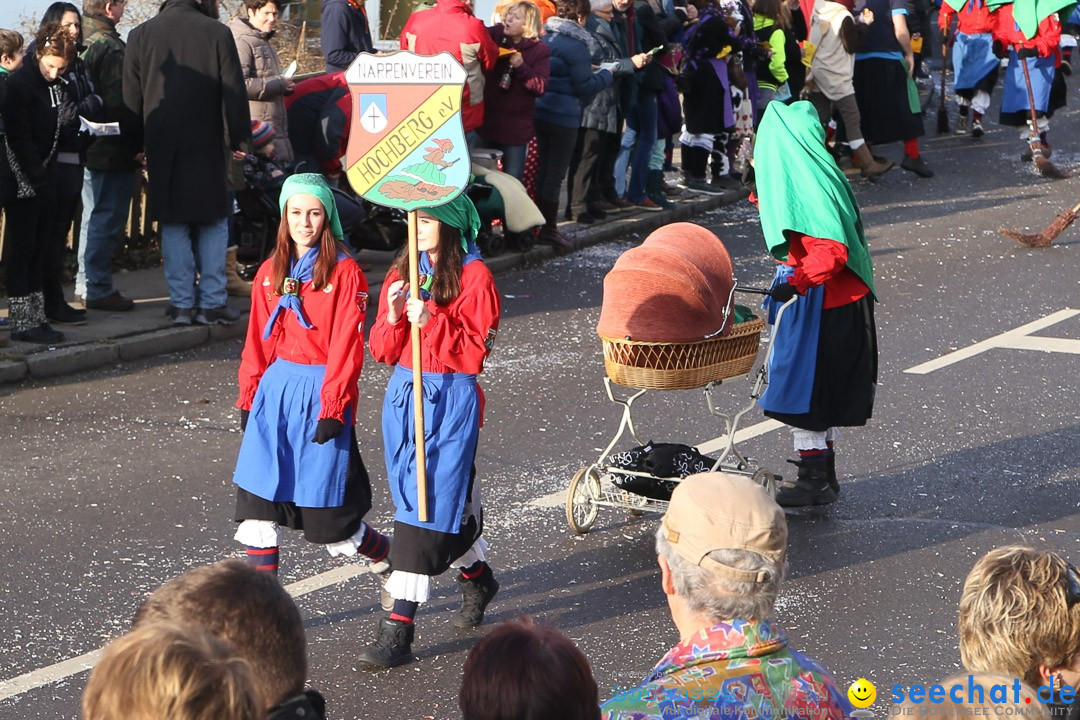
left=601, top=317, right=765, bottom=390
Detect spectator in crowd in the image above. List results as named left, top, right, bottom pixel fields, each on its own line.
left=124, top=0, right=251, bottom=326
left=82, top=622, right=263, bottom=720
left=958, top=545, right=1080, bottom=719
left=33, top=3, right=103, bottom=327
left=133, top=560, right=328, bottom=719
left=678, top=0, right=747, bottom=194
left=478, top=1, right=551, bottom=180
left=2, top=24, right=77, bottom=344
left=804, top=0, right=893, bottom=178
left=244, top=119, right=288, bottom=196
left=533, top=0, right=612, bottom=250
left=606, top=0, right=635, bottom=208
left=459, top=618, right=601, bottom=720
left=322, top=0, right=374, bottom=73
left=0, top=28, right=25, bottom=345
left=568, top=0, right=648, bottom=224
left=753, top=0, right=791, bottom=116
left=600, top=472, right=850, bottom=720
left=622, top=0, right=693, bottom=210
left=285, top=71, right=350, bottom=177
left=894, top=674, right=1050, bottom=720
left=231, top=0, right=294, bottom=163
left=77, top=0, right=139, bottom=314
left=784, top=0, right=807, bottom=101
left=852, top=0, right=933, bottom=176
left=401, top=0, right=500, bottom=150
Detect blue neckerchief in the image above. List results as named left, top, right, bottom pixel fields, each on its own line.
left=415, top=242, right=482, bottom=301
left=262, top=250, right=346, bottom=339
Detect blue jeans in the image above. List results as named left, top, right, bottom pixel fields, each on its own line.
left=161, top=217, right=229, bottom=310
left=77, top=168, right=136, bottom=302
left=614, top=126, right=636, bottom=197
left=477, top=139, right=527, bottom=180
left=626, top=91, right=658, bottom=203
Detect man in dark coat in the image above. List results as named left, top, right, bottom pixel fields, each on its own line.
left=321, top=0, right=374, bottom=73
left=123, top=0, right=251, bottom=326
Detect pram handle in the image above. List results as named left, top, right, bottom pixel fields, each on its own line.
left=703, top=281, right=781, bottom=339
left=734, top=285, right=775, bottom=296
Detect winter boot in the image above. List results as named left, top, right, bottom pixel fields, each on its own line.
left=646, top=170, right=674, bottom=209
left=537, top=199, right=572, bottom=253
left=11, top=293, right=64, bottom=344
left=775, top=455, right=838, bottom=507
left=225, top=246, right=252, bottom=297
left=452, top=565, right=500, bottom=628
left=853, top=145, right=894, bottom=181
left=825, top=449, right=839, bottom=495
left=359, top=618, right=415, bottom=668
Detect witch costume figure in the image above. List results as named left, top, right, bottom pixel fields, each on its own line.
left=362, top=194, right=502, bottom=668
left=232, top=174, right=392, bottom=584
left=753, top=101, right=879, bottom=508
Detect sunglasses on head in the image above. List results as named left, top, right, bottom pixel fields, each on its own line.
left=1065, top=564, right=1080, bottom=608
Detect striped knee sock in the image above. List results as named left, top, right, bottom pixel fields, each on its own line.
left=356, top=523, right=390, bottom=563
left=246, top=546, right=279, bottom=574
left=390, top=599, right=419, bottom=624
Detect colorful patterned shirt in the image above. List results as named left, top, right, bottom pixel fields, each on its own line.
left=601, top=619, right=853, bottom=720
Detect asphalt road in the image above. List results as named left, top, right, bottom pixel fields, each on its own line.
left=2, top=98, right=1079, bottom=719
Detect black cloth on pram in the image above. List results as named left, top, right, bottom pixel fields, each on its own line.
left=606, top=442, right=715, bottom=501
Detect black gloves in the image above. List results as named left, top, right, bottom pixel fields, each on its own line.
left=770, top=282, right=799, bottom=304
left=1018, top=46, right=1039, bottom=59
left=312, top=418, right=344, bottom=444
left=240, top=409, right=249, bottom=431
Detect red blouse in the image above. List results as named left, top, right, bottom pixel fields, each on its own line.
left=993, top=5, right=1061, bottom=56
left=236, top=256, right=369, bottom=423
left=369, top=261, right=501, bottom=422
left=784, top=233, right=870, bottom=309
left=939, top=0, right=997, bottom=36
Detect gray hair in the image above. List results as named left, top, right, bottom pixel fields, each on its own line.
left=590, top=0, right=613, bottom=10
left=655, top=525, right=785, bottom=623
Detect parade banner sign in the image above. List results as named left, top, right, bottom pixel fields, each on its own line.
left=344, top=52, right=470, bottom=210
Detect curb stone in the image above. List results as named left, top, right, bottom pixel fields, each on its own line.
left=1, top=192, right=741, bottom=386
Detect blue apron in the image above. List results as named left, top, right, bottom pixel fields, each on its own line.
left=759, top=265, right=825, bottom=415
left=953, top=32, right=999, bottom=90
left=1002, top=52, right=1054, bottom=113
left=233, top=359, right=352, bottom=507
left=382, top=364, right=480, bottom=534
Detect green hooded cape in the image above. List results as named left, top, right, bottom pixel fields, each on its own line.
left=278, top=173, right=345, bottom=242
left=754, top=101, right=876, bottom=297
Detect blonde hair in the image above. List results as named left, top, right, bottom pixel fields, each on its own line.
left=506, top=1, right=543, bottom=38
left=894, top=674, right=1050, bottom=720
left=958, top=546, right=1080, bottom=687
left=82, top=622, right=263, bottom=720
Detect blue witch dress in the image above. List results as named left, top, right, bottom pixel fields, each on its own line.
left=368, top=247, right=502, bottom=575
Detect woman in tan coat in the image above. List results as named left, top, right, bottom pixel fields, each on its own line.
left=230, top=0, right=294, bottom=162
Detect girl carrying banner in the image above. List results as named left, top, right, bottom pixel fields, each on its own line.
left=363, top=194, right=502, bottom=668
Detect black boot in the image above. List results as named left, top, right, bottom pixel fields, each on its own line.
left=776, top=456, right=838, bottom=507
left=825, top=449, right=839, bottom=495
left=452, top=566, right=500, bottom=628
left=359, top=618, right=415, bottom=668
left=646, top=170, right=674, bottom=209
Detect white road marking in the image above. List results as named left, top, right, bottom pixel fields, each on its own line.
left=0, top=564, right=375, bottom=703
left=526, top=418, right=785, bottom=509
left=905, top=308, right=1080, bottom=375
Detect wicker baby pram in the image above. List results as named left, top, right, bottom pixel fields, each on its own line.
left=565, top=224, right=782, bottom=534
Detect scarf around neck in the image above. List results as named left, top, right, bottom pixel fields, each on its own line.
left=262, top=248, right=348, bottom=339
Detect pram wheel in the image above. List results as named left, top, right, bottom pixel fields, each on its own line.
left=506, top=230, right=536, bottom=254
left=751, top=467, right=780, bottom=499
left=477, top=227, right=506, bottom=257
left=566, top=466, right=602, bottom=534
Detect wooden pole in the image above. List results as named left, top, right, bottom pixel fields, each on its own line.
left=407, top=210, right=429, bottom=522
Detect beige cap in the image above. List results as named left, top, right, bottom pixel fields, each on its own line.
left=661, top=472, right=787, bottom=583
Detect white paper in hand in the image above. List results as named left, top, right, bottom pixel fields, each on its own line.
left=79, top=116, right=120, bottom=136
left=283, top=60, right=298, bottom=78
left=599, top=62, right=619, bottom=72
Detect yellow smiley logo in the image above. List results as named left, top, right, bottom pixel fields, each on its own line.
left=848, top=678, right=876, bottom=709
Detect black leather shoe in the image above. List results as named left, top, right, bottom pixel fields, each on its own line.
left=45, top=303, right=88, bottom=326
left=13, top=323, right=64, bottom=344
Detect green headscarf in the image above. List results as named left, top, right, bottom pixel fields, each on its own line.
left=754, top=101, right=876, bottom=297
left=278, top=173, right=344, bottom=242
left=425, top=193, right=482, bottom=251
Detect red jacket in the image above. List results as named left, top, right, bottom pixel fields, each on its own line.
left=369, top=261, right=501, bottom=422
left=284, top=72, right=351, bottom=175
left=237, top=255, right=369, bottom=423
left=939, top=0, right=996, bottom=36
left=784, top=235, right=869, bottom=309
left=400, top=0, right=499, bottom=131
left=993, top=5, right=1061, bottom=56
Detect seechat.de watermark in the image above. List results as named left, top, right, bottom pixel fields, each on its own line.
left=889, top=675, right=1077, bottom=715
